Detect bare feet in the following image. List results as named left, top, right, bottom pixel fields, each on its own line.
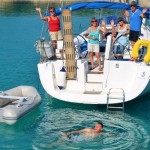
left=114, top=54, right=123, bottom=59
left=89, top=66, right=95, bottom=70
left=98, top=68, right=103, bottom=71
left=130, top=57, right=137, bottom=61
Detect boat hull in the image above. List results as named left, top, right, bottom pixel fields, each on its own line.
left=38, top=60, right=150, bottom=104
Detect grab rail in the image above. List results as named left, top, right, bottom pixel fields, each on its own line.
left=142, top=23, right=150, bottom=32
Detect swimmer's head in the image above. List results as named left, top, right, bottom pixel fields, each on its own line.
left=97, top=122, right=103, bottom=128
left=95, top=122, right=104, bottom=132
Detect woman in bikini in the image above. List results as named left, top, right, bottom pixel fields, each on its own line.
left=85, top=18, right=106, bottom=71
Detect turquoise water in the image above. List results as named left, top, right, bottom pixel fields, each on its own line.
left=0, top=2, right=150, bottom=149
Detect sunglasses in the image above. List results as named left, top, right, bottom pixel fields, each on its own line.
left=50, top=10, right=55, bottom=12
left=91, top=20, right=97, bottom=22
left=130, top=5, right=136, bottom=7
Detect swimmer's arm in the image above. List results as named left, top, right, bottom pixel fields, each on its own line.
left=61, top=129, right=87, bottom=137
left=101, top=132, right=117, bottom=136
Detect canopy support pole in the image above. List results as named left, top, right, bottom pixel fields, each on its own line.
left=62, top=9, right=76, bottom=79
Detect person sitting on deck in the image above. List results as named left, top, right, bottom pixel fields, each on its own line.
left=111, top=17, right=130, bottom=59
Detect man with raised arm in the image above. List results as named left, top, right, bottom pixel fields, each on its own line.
left=124, top=1, right=147, bottom=48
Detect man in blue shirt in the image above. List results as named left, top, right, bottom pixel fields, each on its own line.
left=125, top=1, right=147, bottom=47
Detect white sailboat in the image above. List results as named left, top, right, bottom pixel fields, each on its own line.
left=35, top=1, right=150, bottom=105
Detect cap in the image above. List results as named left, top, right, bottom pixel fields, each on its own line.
left=130, top=1, right=137, bottom=6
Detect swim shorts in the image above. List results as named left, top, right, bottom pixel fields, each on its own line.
left=129, top=30, right=140, bottom=42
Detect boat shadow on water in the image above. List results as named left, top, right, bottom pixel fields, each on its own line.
left=45, top=90, right=150, bottom=113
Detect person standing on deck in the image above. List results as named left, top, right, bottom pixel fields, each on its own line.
left=85, top=18, right=106, bottom=71
left=36, top=7, right=63, bottom=59
left=124, top=1, right=147, bottom=48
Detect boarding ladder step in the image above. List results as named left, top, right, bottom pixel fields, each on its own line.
left=107, top=88, right=125, bottom=113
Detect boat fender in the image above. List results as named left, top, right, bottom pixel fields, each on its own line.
left=57, top=66, right=66, bottom=90
left=132, top=40, right=150, bottom=63
left=35, top=39, right=54, bottom=58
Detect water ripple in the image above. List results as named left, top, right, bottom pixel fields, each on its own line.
left=32, top=106, right=150, bottom=150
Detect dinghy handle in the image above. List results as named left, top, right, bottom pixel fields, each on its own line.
left=16, top=94, right=38, bottom=107
left=0, top=91, right=7, bottom=95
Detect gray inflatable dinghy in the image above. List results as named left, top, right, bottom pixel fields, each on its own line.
left=0, top=86, right=41, bottom=125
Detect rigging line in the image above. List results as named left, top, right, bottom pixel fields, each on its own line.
left=40, top=22, right=46, bottom=39
left=60, top=0, right=64, bottom=8
left=34, top=0, right=44, bottom=39
left=40, top=0, right=51, bottom=39
left=100, top=8, right=103, bottom=19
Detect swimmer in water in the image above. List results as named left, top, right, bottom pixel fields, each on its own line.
left=61, top=122, right=103, bottom=137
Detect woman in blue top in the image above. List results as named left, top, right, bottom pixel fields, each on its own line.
left=85, top=18, right=106, bottom=71
left=111, top=17, right=130, bottom=58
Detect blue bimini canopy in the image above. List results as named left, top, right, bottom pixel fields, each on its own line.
left=50, top=1, right=149, bottom=19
